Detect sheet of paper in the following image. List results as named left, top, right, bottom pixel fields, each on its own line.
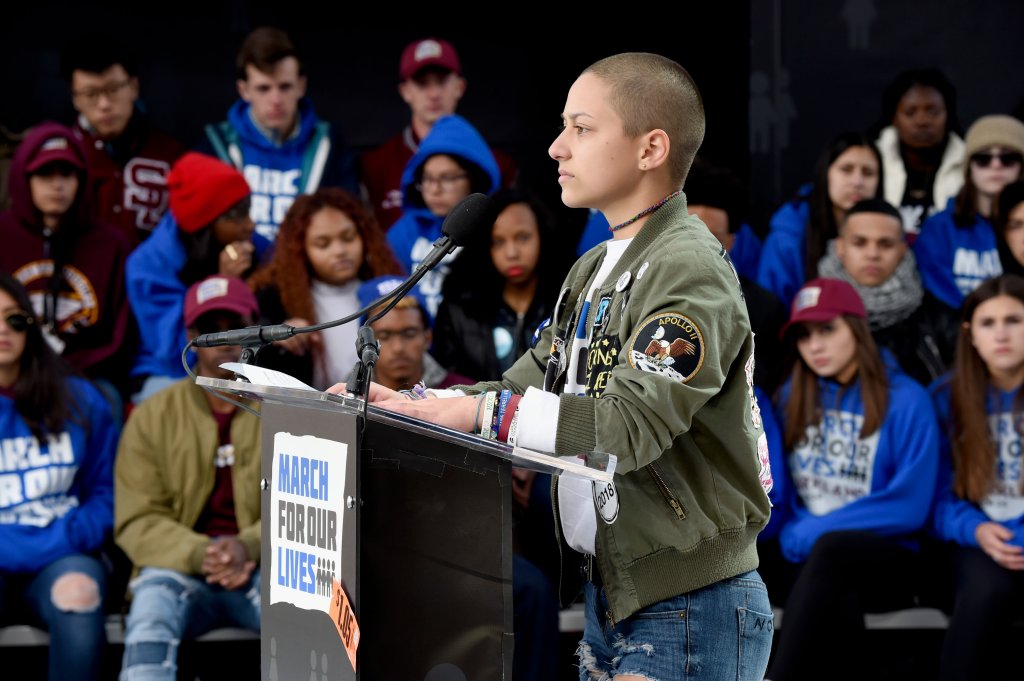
left=219, top=362, right=317, bottom=391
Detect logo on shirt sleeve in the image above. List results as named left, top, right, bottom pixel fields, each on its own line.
left=627, top=312, right=704, bottom=383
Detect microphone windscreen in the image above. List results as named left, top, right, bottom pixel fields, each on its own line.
left=441, top=193, right=499, bottom=246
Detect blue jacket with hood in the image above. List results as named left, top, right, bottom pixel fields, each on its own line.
left=913, top=199, right=1002, bottom=310
left=198, top=99, right=358, bottom=242
left=772, top=358, right=939, bottom=562
left=126, top=212, right=271, bottom=379
left=386, top=115, right=500, bottom=319
left=756, top=198, right=810, bottom=309
left=931, top=379, right=1024, bottom=549
left=0, top=378, right=117, bottom=573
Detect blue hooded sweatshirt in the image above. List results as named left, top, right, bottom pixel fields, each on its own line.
left=126, top=212, right=271, bottom=379
left=577, top=210, right=764, bottom=281
left=913, top=199, right=1002, bottom=310
left=773, top=361, right=939, bottom=563
left=931, top=379, right=1024, bottom=549
left=199, top=99, right=358, bottom=242
left=756, top=198, right=811, bottom=309
left=0, top=378, right=117, bottom=573
left=386, top=115, right=500, bottom=319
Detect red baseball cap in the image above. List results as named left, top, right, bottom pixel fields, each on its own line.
left=400, top=38, right=461, bottom=81
left=26, top=134, right=85, bottom=173
left=184, top=276, right=259, bottom=328
left=780, top=278, right=867, bottom=338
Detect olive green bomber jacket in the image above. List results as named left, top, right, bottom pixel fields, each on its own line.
left=115, top=378, right=263, bottom=579
left=469, top=196, right=771, bottom=623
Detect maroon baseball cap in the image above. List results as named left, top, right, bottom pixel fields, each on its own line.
left=26, top=135, right=85, bottom=173
left=400, top=38, right=461, bottom=81
left=184, top=276, right=259, bottom=328
left=780, top=278, right=867, bottom=338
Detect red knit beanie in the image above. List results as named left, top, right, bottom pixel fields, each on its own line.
left=167, top=152, right=251, bottom=233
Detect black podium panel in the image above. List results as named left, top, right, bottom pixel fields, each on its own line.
left=359, top=418, right=513, bottom=680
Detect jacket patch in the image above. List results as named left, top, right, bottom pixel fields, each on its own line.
left=628, top=313, right=704, bottom=383
left=593, top=480, right=619, bottom=524
left=586, top=335, right=620, bottom=398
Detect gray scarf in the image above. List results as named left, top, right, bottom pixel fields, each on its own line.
left=817, top=240, right=924, bottom=330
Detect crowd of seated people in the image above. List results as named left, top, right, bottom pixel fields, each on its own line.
left=2, top=25, right=1024, bottom=681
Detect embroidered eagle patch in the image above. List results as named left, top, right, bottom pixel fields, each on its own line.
left=627, top=312, right=705, bottom=383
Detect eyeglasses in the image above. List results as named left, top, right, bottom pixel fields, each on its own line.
left=3, top=311, right=34, bottom=333
left=72, top=79, right=133, bottom=105
left=971, top=152, right=1023, bottom=168
left=376, top=327, right=424, bottom=343
left=415, top=174, right=468, bottom=192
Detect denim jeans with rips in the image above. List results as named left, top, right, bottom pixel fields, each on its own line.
left=577, top=570, right=774, bottom=681
left=119, top=566, right=260, bottom=681
left=0, top=553, right=108, bottom=681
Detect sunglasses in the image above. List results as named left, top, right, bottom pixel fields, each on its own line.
left=971, top=152, right=1023, bottom=168
left=3, top=311, right=34, bottom=332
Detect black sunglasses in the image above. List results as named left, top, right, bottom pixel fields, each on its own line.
left=4, top=311, right=34, bottom=332
left=971, top=151, right=1024, bottom=168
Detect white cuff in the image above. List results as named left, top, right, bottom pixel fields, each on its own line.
left=515, top=386, right=560, bottom=454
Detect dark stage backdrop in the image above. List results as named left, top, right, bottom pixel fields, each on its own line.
left=0, top=7, right=750, bottom=256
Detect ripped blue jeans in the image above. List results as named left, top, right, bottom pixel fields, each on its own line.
left=0, top=553, right=107, bottom=681
left=120, top=567, right=260, bottom=681
left=577, top=571, right=773, bottom=681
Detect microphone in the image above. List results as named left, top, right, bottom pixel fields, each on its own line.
left=190, top=194, right=498, bottom=356
left=191, top=323, right=294, bottom=348
left=408, top=193, right=497, bottom=276
left=356, top=326, right=379, bottom=367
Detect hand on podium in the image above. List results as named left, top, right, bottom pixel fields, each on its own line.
left=327, top=381, right=482, bottom=433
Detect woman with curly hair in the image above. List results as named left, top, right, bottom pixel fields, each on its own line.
left=250, top=188, right=402, bottom=388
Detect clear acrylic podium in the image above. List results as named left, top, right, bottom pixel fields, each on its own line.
left=196, top=377, right=612, bottom=681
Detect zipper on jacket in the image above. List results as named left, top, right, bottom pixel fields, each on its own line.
left=647, top=464, right=686, bottom=520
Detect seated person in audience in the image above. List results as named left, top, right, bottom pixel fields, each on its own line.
left=356, top=275, right=470, bottom=391
left=995, top=181, right=1024, bottom=276
left=685, top=159, right=787, bottom=391
left=758, top=132, right=882, bottom=308
left=126, top=152, right=270, bottom=402
left=914, top=115, right=1024, bottom=355
left=875, top=68, right=965, bottom=236
left=433, top=188, right=564, bottom=382
left=0, top=272, right=117, bottom=681
left=764, top=278, right=939, bottom=681
left=198, top=27, right=358, bottom=241
left=360, top=37, right=516, bottom=231
left=386, top=114, right=500, bottom=318
left=250, top=187, right=401, bottom=388
left=930, top=274, right=1024, bottom=681
left=0, top=122, right=133, bottom=403
left=61, top=34, right=184, bottom=246
left=115, top=276, right=262, bottom=681
left=575, top=158, right=764, bottom=280
left=817, top=198, right=946, bottom=383
left=358, top=274, right=558, bottom=680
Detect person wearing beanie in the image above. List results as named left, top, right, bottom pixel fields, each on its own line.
left=0, top=121, right=134, bottom=404
left=913, top=115, right=1024, bottom=353
left=761, top=277, right=939, bottom=681
left=196, top=27, right=359, bottom=241
left=125, top=152, right=271, bottom=402
left=359, top=37, right=518, bottom=231
left=116, top=275, right=262, bottom=681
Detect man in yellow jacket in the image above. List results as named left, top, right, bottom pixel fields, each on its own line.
left=115, top=275, right=262, bottom=681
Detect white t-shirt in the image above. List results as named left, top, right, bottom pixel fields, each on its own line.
left=517, top=238, right=631, bottom=556
left=311, top=279, right=361, bottom=389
